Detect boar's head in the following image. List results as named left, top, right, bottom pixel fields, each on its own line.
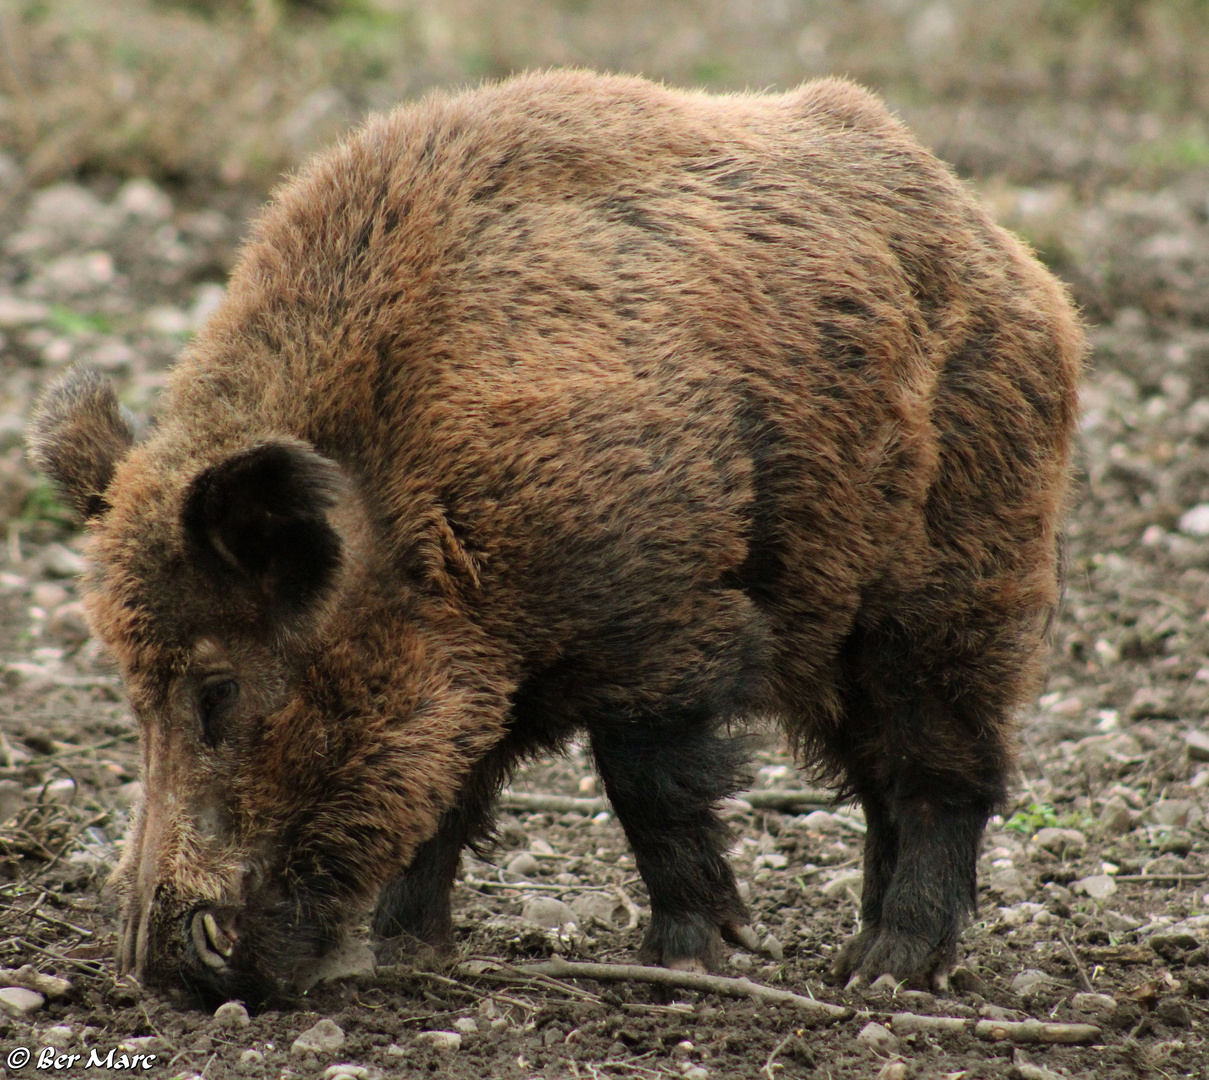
left=27, top=364, right=504, bottom=1004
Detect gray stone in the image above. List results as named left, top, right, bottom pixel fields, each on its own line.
left=22, top=183, right=117, bottom=248
left=1186, top=729, right=1209, bottom=762
left=214, top=1001, right=251, bottom=1028
left=1072, top=874, right=1118, bottom=900
left=877, top=1062, right=912, bottom=1080
left=988, top=866, right=1028, bottom=902
left=1180, top=504, right=1209, bottom=536
left=1144, top=799, right=1202, bottom=828
left=238, top=1048, right=265, bottom=1072
left=821, top=870, right=863, bottom=898
left=856, top=1021, right=899, bottom=1054
left=1099, top=796, right=1135, bottom=835
left=1033, top=827, right=1086, bottom=856
left=36, top=543, right=87, bottom=578
left=1071, top=992, right=1117, bottom=1015
left=569, top=891, right=621, bottom=926
left=801, top=810, right=839, bottom=832
left=1010, top=969, right=1059, bottom=996
left=322, top=1066, right=368, bottom=1080
left=116, top=178, right=174, bottom=222
left=40, top=1024, right=74, bottom=1048
left=452, top=1017, right=478, bottom=1034
left=761, top=933, right=784, bottom=961
left=520, top=896, right=576, bottom=929
left=414, top=1030, right=461, bottom=1050
left=291, top=1018, right=345, bottom=1056
left=0, top=295, right=50, bottom=328
left=0, top=779, right=24, bottom=823
left=505, top=852, right=540, bottom=878
left=38, top=251, right=116, bottom=296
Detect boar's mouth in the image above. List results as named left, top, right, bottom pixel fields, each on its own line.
left=123, top=882, right=351, bottom=1008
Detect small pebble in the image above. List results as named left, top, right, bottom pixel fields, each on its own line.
left=761, top=933, right=784, bottom=961
left=569, top=891, right=620, bottom=926
left=414, top=1030, right=461, bottom=1050
left=989, top=866, right=1028, bottom=903
left=291, top=1018, right=345, bottom=1055
left=1072, top=874, right=1118, bottom=900
left=215, top=1001, right=251, bottom=1028
left=1010, top=969, right=1058, bottom=996
left=682, top=1068, right=709, bottom=1080
left=322, top=1066, right=368, bottom=1080
left=672, top=1040, right=695, bottom=1059
left=1071, top=992, right=1117, bottom=1015
left=801, top=810, right=839, bottom=832
left=453, top=1017, right=478, bottom=1034
left=238, top=1048, right=265, bottom=1071
left=949, top=966, right=985, bottom=994
left=877, top=1061, right=912, bottom=1080
left=506, top=852, right=540, bottom=878
left=0, top=986, right=45, bottom=1017
left=1033, top=827, right=1086, bottom=856
left=1185, top=730, right=1209, bottom=763
left=857, top=1021, right=899, bottom=1055
left=520, top=896, right=576, bottom=929
left=821, top=870, right=863, bottom=898
left=1099, top=796, right=1135, bottom=835
left=40, top=1024, right=74, bottom=1048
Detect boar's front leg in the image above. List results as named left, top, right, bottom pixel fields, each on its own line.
left=372, top=758, right=503, bottom=956
left=588, top=715, right=758, bottom=971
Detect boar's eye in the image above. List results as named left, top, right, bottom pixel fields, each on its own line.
left=198, top=677, right=240, bottom=747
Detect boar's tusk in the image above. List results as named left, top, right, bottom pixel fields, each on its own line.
left=191, top=911, right=230, bottom=970
left=203, top=912, right=234, bottom=958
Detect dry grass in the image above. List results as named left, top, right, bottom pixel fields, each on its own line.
left=1, top=0, right=1208, bottom=190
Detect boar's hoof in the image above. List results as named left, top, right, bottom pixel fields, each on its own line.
left=638, top=914, right=761, bottom=971
left=189, top=908, right=238, bottom=972
left=830, top=926, right=957, bottom=992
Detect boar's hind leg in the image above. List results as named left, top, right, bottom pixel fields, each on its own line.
left=827, top=631, right=1013, bottom=989
left=589, top=717, right=755, bottom=971
left=830, top=779, right=990, bottom=989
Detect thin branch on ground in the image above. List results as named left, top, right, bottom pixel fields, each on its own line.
left=473, top=957, right=852, bottom=1019
left=762, top=1032, right=794, bottom=1079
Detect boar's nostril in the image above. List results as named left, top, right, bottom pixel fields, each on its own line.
left=190, top=909, right=237, bottom=971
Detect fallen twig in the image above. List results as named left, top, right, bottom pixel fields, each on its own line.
left=974, top=1018, right=1100, bottom=1044
left=1059, top=933, right=1095, bottom=994
left=498, top=788, right=837, bottom=816
left=500, top=792, right=606, bottom=814
left=495, top=957, right=852, bottom=1019
left=1110, top=873, right=1208, bottom=884
left=889, top=1013, right=970, bottom=1035
left=762, top=1032, right=794, bottom=1079
left=612, top=884, right=643, bottom=930
left=0, top=964, right=72, bottom=998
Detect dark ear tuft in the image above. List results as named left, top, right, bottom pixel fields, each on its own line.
left=26, top=364, right=136, bottom=520
left=181, top=442, right=345, bottom=624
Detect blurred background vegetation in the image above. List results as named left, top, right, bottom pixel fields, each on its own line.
left=1, top=0, right=1207, bottom=191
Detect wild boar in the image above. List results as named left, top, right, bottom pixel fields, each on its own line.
left=28, top=70, right=1083, bottom=1003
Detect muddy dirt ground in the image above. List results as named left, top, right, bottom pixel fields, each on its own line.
left=2, top=99, right=1209, bottom=1080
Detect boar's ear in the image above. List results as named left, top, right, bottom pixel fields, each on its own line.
left=26, top=364, right=137, bottom=520
left=181, top=441, right=344, bottom=624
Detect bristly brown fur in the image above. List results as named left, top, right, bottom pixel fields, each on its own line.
left=27, top=70, right=1084, bottom=999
